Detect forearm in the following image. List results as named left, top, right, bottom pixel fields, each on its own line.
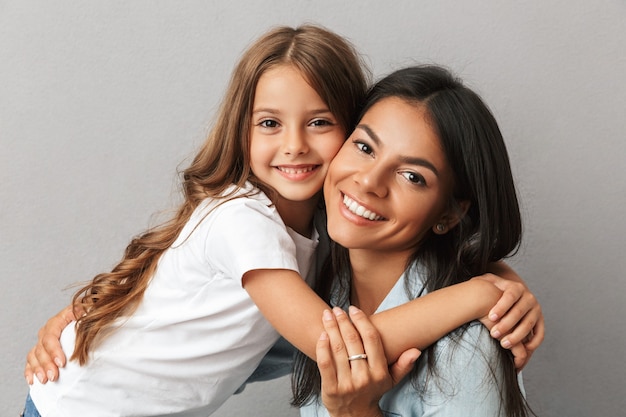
left=244, top=270, right=500, bottom=364
left=370, top=279, right=502, bottom=362
left=243, top=269, right=330, bottom=359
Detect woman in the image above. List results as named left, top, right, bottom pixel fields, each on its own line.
left=294, top=65, right=536, bottom=416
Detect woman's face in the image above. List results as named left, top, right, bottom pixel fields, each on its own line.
left=324, top=97, right=456, bottom=256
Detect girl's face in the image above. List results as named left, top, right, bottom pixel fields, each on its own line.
left=250, top=65, right=346, bottom=207
left=324, top=97, right=456, bottom=256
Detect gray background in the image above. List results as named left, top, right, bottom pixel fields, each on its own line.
left=2, top=1, right=625, bottom=416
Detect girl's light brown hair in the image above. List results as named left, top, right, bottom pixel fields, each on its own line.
left=70, top=24, right=368, bottom=364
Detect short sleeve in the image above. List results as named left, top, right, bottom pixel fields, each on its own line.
left=204, top=197, right=299, bottom=284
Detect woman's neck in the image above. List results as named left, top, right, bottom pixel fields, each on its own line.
left=348, top=249, right=412, bottom=315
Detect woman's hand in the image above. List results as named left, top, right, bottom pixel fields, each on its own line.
left=316, top=306, right=420, bottom=417
left=475, top=264, right=545, bottom=370
left=24, top=305, right=77, bottom=384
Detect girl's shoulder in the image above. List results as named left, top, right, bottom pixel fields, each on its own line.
left=196, top=182, right=274, bottom=216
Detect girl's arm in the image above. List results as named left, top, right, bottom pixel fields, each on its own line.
left=25, top=264, right=540, bottom=382
left=242, top=269, right=502, bottom=362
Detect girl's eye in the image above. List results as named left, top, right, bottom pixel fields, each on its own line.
left=310, top=119, right=332, bottom=127
left=355, top=141, right=373, bottom=155
left=259, top=119, right=279, bottom=128
left=401, top=171, right=427, bottom=186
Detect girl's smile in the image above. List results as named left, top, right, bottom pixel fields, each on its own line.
left=250, top=64, right=346, bottom=212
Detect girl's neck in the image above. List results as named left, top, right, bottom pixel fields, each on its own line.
left=348, top=249, right=412, bottom=315
left=274, top=195, right=319, bottom=238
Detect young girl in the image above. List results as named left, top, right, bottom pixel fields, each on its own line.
left=296, top=65, right=536, bottom=416
left=23, top=27, right=541, bottom=417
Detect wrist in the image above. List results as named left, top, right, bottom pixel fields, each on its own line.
left=469, top=278, right=502, bottom=318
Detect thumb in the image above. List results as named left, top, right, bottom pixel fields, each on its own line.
left=389, top=348, right=421, bottom=385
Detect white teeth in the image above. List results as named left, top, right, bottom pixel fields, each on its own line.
left=342, top=195, right=383, bottom=221
left=277, top=166, right=316, bottom=174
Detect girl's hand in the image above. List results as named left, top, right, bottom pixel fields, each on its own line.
left=24, top=305, right=76, bottom=384
left=473, top=269, right=545, bottom=370
left=317, top=306, right=420, bottom=417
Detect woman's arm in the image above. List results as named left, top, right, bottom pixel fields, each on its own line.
left=482, top=261, right=545, bottom=369
left=315, top=306, right=421, bottom=417
left=24, top=305, right=76, bottom=384
left=317, top=308, right=516, bottom=417
left=485, top=262, right=544, bottom=347
left=243, top=269, right=502, bottom=362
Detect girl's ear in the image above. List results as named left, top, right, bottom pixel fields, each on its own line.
left=432, top=200, right=471, bottom=235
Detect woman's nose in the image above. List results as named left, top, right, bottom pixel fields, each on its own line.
left=352, top=163, right=388, bottom=198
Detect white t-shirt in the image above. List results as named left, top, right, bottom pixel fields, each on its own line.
left=30, top=184, right=318, bottom=417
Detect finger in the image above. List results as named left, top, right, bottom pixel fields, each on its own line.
left=316, top=331, right=339, bottom=394
left=43, top=307, right=74, bottom=367
left=322, top=309, right=352, bottom=381
left=24, top=362, right=33, bottom=385
left=25, top=348, right=47, bottom=384
left=497, top=305, right=541, bottom=348
left=487, top=280, right=524, bottom=322
left=494, top=291, right=538, bottom=336
left=332, top=307, right=367, bottom=360
left=346, top=306, right=386, bottom=368
left=41, top=332, right=67, bottom=369
left=388, top=348, right=420, bottom=385
left=509, top=341, right=528, bottom=370
left=524, top=316, right=545, bottom=352
left=32, top=343, right=59, bottom=383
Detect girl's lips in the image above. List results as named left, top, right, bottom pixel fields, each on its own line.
left=341, top=193, right=385, bottom=221
left=274, top=164, right=320, bottom=180
left=275, top=165, right=318, bottom=174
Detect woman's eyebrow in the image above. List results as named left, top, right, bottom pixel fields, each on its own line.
left=400, top=155, right=439, bottom=176
left=357, top=124, right=439, bottom=176
left=356, top=124, right=380, bottom=145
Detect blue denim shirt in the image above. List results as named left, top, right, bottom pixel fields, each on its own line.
left=300, top=268, right=525, bottom=417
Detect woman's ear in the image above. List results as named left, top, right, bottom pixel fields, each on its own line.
left=432, top=200, right=471, bottom=235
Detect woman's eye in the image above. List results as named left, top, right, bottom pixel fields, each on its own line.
left=402, top=171, right=426, bottom=185
left=259, top=119, right=279, bottom=128
left=355, top=141, right=373, bottom=154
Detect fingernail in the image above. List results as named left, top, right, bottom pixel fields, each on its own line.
left=491, top=329, right=501, bottom=339
left=489, top=313, right=498, bottom=321
left=47, top=370, right=56, bottom=382
left=501, top=339, right=512, bottom=349
left=348, top=305, right=361, bottom=315
left=319, top=331, right=328, bottom=341
left=36, top=372, right=44, bottom=384
left=26, top=376, right=32, bottom=385
left=54, top=357, right=63, bottom=367
left=332, top=307, right=345, bottom=317
left=323, top=310, right=333, bottom=321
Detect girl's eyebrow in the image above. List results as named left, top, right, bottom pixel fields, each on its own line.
left=252, top=108, right=280, bottom=115
left=356, top=124, right=440, bottom=176
left=253, top=108, right=333, bottom=115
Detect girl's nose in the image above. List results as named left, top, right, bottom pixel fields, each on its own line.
left=281, top=128, right=309, bottom=156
